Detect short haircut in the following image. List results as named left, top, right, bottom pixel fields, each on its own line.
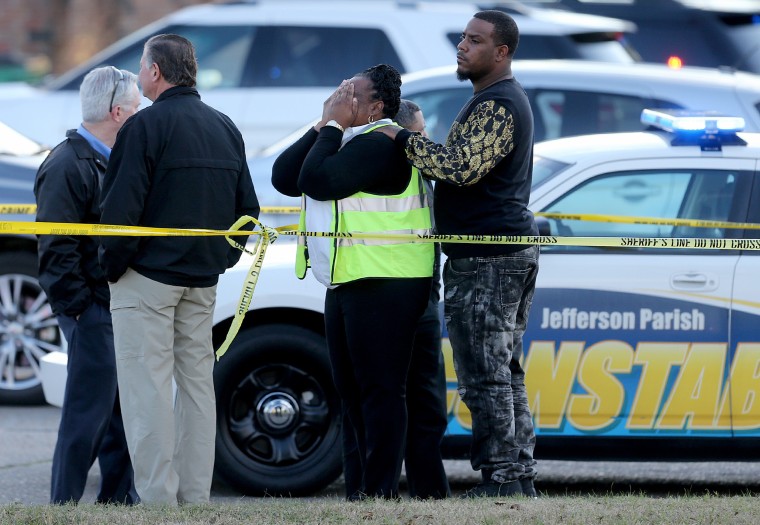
left=395, top=99, right=421, bottom=130
left=80, top=66, right=138, bottom=123
left=144, top=34, right=197, bottom=87
left=358, top=64, right=401, bottom=119
left=474, top=10, right=520, bottom=57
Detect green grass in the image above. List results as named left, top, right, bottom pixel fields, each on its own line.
left=2, top=494, right=759, bottom=525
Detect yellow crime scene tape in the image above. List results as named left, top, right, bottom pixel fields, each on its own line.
left=7, top=203, right=760, bottom=231
left=4, top=204, right=760, bottom=358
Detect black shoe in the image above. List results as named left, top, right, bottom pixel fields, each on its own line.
left=520, top=478, right=538, bottom=498
left=460, top=480, right=523, bottom=498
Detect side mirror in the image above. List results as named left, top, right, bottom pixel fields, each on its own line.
left=535, top=215, right=552, bottom=236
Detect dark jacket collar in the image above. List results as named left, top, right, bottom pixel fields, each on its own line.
left=64, top=129, right=106, bottom=165
left=154, top=85, right=200, bottom=104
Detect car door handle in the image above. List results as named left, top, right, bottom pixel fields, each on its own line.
left=670, top=272, right=718, bottom=291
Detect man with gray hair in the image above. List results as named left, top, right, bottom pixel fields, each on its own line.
left=34, top=65, right=141, bottom=504
left=100, top=34, right=260, bottom=505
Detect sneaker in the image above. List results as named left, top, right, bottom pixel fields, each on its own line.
left=520, top=478, right=538, bottom=498
left=460, top=480, right=523, bottom=498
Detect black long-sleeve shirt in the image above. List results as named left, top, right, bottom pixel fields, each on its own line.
left=272, top=124, right=411, bottom=200
left=395, top=78, right=537, bottom=258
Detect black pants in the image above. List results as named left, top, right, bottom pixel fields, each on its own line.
left=326, top=277, right=431, bottom=499
left=404, top=281, right=450, bottom=499
left=51, top=302, right=137, bottom=504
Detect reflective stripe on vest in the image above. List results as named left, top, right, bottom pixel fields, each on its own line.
left=295, top=195, right=310, bottom=279
left=296, top=122, right=433, bottom=284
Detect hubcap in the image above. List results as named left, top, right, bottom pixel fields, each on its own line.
left=257, top=392, right=299, bottom=432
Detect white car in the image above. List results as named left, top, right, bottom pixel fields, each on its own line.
left=41, top=110, right=760, bottom=495
left=0, top=0, right=636, bottom=152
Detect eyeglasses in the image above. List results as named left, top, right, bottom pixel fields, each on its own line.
left=108, top=67, right=125, bottom=112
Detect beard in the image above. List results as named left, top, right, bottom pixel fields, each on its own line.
left=456, top=65, right=486, bottom=83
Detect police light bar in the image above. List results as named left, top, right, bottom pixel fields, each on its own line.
left=641, top=109, right=745, bottom=134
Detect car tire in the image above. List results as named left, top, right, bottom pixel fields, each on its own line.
left=0, top=250, right=64, bottom=405
left=213, top=324, right=342, bottom=496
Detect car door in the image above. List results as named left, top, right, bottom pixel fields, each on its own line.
left=526, top=156, right=754, bottom=440
left=726, top=157, right=760, bottom=438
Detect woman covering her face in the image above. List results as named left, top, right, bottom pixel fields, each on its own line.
left=271, top=64, right=435, bottom=500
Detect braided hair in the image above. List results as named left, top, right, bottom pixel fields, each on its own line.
left=358, top=64, right=401, bottom=119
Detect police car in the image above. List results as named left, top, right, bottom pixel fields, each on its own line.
left=40, top=110, right=760, bottom=495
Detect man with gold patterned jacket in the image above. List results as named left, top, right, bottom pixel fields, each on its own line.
left=378, top=10, right=540, bottom=498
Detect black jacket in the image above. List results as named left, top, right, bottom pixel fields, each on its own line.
left=34, top=130, right=110, bottom=317
left=99, top=86, right=260, bottom=287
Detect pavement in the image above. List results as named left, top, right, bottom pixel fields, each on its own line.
left=2, top=405, right=759, bottom=505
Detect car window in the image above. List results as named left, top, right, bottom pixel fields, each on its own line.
left=245, top=26, right=404, bottom=88
left=58, top=25, right=256, bottom=90
left=404, top=88, right=470, bottom=144
left=530, top=90, right=683, bottom=140
left=533, top=155, right=572, bottom=188
left=541, top=169, right=748, bottom=251
left=404, top=86, right=685, bottom=144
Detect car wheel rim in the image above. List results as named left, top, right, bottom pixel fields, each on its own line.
left=226, top=363, right=332, bottom=467
left=0, top=273, right=61, bottom=391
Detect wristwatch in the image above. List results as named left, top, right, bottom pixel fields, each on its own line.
left=324, top=119, right=345, bottom=132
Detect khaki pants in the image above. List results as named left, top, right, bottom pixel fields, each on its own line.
left=110, top=269, right=217, bottom=505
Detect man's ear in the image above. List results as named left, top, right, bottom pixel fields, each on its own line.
left=496, top=44, right=509, bottom=62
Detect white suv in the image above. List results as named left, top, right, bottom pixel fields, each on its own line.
left=0, top=0, right=635, bottom=152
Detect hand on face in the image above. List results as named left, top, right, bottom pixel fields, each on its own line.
left=321, top=80, right=357, bottom=129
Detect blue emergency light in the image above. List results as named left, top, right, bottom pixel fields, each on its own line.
left=640, top=109, right=745, bottom=134
left=640, top=109, right=747, bottom=151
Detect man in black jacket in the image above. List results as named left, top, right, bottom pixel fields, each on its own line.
left=99, top=34, right=260, bottom=505
left=34, top=65, right=141, bottom=504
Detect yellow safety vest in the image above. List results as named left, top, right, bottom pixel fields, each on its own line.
left=296, top=123, right=434, bottom=285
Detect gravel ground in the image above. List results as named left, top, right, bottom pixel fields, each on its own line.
left=2, top=405, right=758, bottom=505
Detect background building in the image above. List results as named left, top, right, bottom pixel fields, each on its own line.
left=0, top=0, right=214, bottom=81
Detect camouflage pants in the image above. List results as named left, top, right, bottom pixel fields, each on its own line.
left=443, top=247, right=539, bottom=483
